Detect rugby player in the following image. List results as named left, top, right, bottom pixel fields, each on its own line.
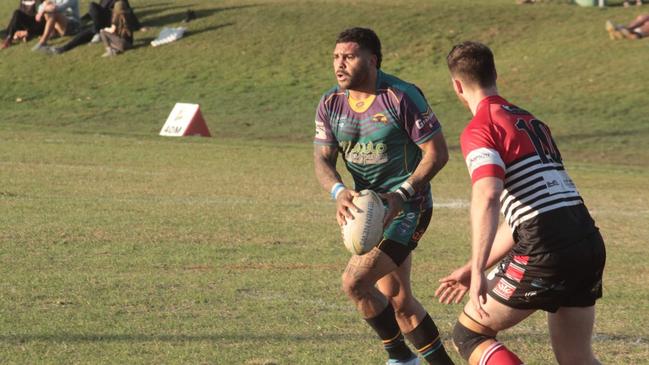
left=434, top=41, right=606, bottom=365
left=313, top=28, right=454, bottom=365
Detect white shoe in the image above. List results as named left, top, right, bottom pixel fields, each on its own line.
left=386, top=356, right=420, bottom=365
left=31, top=42, right=47, bottom=52
left=101, top=48, right=117, bottom=57
left=90, top=33, right=101, bottom=43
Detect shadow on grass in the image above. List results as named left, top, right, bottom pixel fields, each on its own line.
left=139, top=4, right=259, bottom=28
left=134, top=3, right=200, bottom=20
left=186, top=22, right=235, bottom=37
left=131, top=22, right=234, bottom=49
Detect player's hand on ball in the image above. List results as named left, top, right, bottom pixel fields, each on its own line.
left=379, top=192, right=404, bottom=228
left=435, top=265, right=470, bottom=304
left=336, top=189, right=360, bottom=226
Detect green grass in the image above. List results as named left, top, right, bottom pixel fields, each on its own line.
left=1, top=0, right=648, bottom=364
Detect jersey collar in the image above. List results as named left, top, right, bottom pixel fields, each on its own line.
left=477, top=95, right=507, bottom=113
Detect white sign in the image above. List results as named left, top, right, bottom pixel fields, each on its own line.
left=159, top=103, right=211, bottom=137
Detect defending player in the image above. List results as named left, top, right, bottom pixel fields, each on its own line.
left=313, top=28, right=454, bottom=365
left=434, top=41, right=606, bottom=365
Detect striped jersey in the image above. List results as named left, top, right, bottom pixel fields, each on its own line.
left=461, top=95, right=597, bottom=254
left=314, top=70, right=441, bottom=208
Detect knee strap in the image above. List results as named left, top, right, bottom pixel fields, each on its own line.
left=452, top=311, right=497, bottom=361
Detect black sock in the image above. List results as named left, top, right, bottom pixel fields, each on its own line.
left=405, top=314, right=454, bottom=365
left=365, top=303, right=415, bottom=361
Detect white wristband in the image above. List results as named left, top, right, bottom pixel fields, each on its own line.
left=395, top=189, right=408, bottom=201
left=330, top=183, right=346, bottom=200
left=401, top=181, right=415, bottom=196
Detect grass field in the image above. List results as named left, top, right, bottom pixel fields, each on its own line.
left=1, top=0, right=648, bottom=364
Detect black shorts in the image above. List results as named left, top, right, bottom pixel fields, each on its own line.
left=487, top=230, right=606, bottom=313
left=377, top=208, right=432, bottom=266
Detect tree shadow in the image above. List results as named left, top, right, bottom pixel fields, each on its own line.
left=186, top=22, right=235, bottom=37
left=134, top=3, right=201, bottom=20
left=138, top=4, right=259, bottom=28
left=130, top=22, right=234, bottom=49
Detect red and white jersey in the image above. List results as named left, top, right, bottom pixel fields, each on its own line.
left=461, top=96, right=596, bottom=254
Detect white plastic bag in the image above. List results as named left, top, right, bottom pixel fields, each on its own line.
left=151, top=27, right=187, bottom=47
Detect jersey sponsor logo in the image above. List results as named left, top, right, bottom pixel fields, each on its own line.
left=371, top=113, right=389, bottom=124
left=465, top=148, right=505, bottom=176
left=335, top=116, right=351, bottom=129
left=340, top=141, right=388, bottom=165
left=397, top=222, right=411, bottom=235
left=315, top=121, right=327, bottom=139
left=493, top=278, right=516, bottom=300
left=416, top=112, right=437, bottom=130
left=501, top=154, right=583, bottom=229
left=398, top=211, right=417, bottom=234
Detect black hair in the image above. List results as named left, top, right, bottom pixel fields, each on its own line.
left=336, top=27, right=382, bottom=69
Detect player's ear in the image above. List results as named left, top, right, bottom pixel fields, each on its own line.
left=370, top=54, right=378, bottom=68
left=452, top=78, right=464, bottom=95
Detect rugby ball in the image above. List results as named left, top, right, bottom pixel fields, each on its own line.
left=342, top=190, right=385, bottom=255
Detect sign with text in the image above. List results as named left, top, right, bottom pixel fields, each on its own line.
left=159, top=103, right=211, bottom=137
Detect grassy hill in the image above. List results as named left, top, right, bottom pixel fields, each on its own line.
left=1, top=0, right=648, bottom=364
left=1, top=0, right=648, bottom=165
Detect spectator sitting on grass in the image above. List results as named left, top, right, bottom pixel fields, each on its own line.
left=606, top=14, right=649, bottom=39
left=99, top=0, right=134, bottom=57
left=31, top=0, right=80, bottom=52
left=2, top=0, right=45, bottom=50
left=623, top=0, right=642, bottom=7
left=50, top=0, right=140, bottom=54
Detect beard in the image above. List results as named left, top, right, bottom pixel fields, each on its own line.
left=337, top=63, right=370, bottom=91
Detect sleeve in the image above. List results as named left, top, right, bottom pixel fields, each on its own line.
left=313, top=94, right=337, bottom=146
left=399, top=85, right=442, bottom=145
left=461, top=123, right=506, bottom=184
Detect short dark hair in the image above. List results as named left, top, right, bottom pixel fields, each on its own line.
left=336, top=27, right=382, bottom=69
left=446, top=41, right=497, bottom=88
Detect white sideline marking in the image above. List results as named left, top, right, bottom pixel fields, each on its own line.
left=435, top=199, right=470, bottom=209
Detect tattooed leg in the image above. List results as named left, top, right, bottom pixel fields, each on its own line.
left=342, top=247, right=399, bottom=318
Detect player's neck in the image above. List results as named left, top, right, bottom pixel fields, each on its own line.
left=467, top=86, right=499, bottom=116
left=348, top=69, right=378, bottom=100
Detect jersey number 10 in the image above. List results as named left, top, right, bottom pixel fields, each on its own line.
left=515, top=119, right=562, bottom=164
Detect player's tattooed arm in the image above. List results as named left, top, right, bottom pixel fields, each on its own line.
left=407, top=131, right=449, bottom=192
left=314, top=144, right=343, bottom=191
left=314, top=144, right=359, bottom=225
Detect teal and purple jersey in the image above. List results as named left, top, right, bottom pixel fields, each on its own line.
left=314, top=70, right=441, bottom=209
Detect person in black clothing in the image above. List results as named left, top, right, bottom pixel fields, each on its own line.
left=2, top=0, right=45, bottom=49
left=50, top=0, right=140, bottom=54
